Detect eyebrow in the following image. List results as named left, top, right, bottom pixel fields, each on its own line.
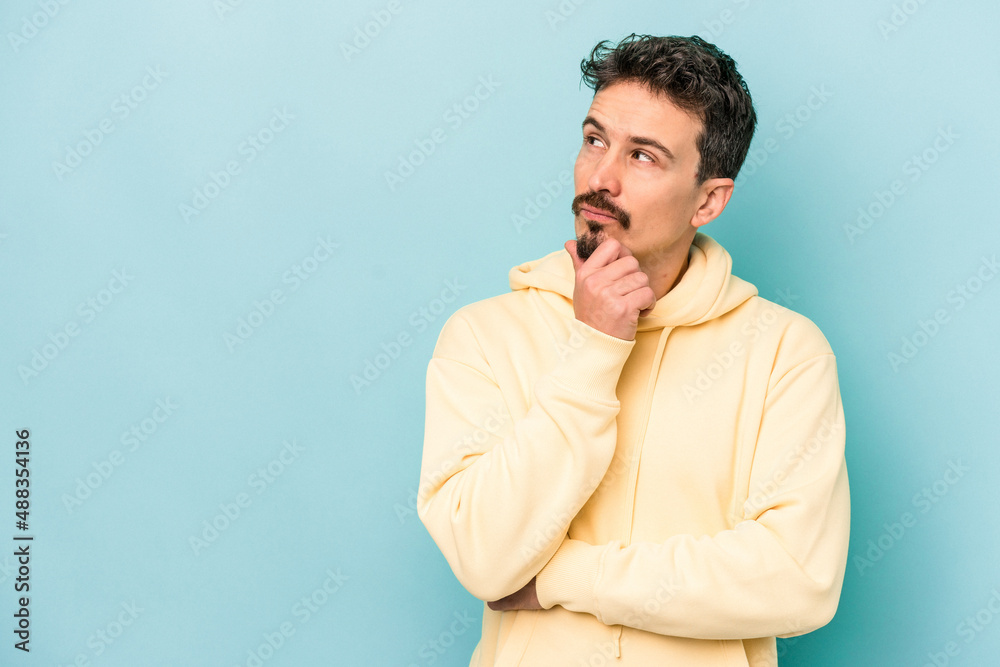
left=582, top=115, right=676, bottom=162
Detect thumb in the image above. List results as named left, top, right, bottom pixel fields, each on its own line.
left=564, top=240, right=584, bottom=273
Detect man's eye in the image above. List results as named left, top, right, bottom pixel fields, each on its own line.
left=634, top=151, right=653, bottom=163
left=585, top=135, right=605, bottom=148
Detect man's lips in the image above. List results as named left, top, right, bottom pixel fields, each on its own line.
left=579, top=206, right=617, bottom=223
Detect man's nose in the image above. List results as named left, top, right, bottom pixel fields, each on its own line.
left=588, top=153, right=622, bottom=196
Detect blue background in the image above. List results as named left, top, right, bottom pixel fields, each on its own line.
left=2, top=1, right=998, bottom=665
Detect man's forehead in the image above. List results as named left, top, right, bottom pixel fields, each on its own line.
left=584, top=82, right=702, bottom=154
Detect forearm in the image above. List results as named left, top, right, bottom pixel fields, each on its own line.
left=537, top=465, right=849, bottom=638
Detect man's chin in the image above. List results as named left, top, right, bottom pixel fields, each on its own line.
left=575, top=231, right=604, bottom=260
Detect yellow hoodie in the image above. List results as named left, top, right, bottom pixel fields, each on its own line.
left=418, top=232, right=850, bottom=666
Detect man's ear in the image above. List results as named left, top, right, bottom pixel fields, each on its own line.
left=690, top=177, right=734, bottom=228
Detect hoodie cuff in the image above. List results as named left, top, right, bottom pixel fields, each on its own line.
left=548, top=321, right=634, bottom=400
left=535, top=538, right=610, bottom=618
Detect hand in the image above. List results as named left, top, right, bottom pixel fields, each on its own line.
left=487, top=577, right=542, bottom=611
left=565, top=238, right=656, bottom=341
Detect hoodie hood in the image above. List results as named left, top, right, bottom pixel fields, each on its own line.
left=509, top=232, right=758, bottom=331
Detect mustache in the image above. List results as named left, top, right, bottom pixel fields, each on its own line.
left=571, top=191, right=630, bottom=230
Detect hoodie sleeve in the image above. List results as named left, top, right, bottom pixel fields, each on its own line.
left=417, top=309, right=635, bottom=602
left=534, top=352, right=850, bottom=639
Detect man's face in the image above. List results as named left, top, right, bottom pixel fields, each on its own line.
left=572, top=80, right=707, bottom=264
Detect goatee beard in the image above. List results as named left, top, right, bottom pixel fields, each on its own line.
left=575, top=219, right=604, bottom=260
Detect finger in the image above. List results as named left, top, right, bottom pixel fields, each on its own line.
left=594, top=255, right=643, bottom=284
left=612, top=268, right=650, bottom=296
left=564, top=240, right=584, bottom=274
left=623, top=286, right=657, bottom=315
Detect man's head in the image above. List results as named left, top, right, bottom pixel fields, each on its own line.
left=571, top=34, right=757, bottom=263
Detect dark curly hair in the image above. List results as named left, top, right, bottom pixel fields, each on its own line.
left=580, top=34, right=757, bottom=184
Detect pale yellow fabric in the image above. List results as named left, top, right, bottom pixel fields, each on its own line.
left=418, top=232, right=850, bottom=666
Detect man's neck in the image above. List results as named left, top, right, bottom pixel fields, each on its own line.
left=642, top=239, right=694, bottom=301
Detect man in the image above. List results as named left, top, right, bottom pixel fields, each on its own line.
left=418, top=33, right=849, bottom=666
